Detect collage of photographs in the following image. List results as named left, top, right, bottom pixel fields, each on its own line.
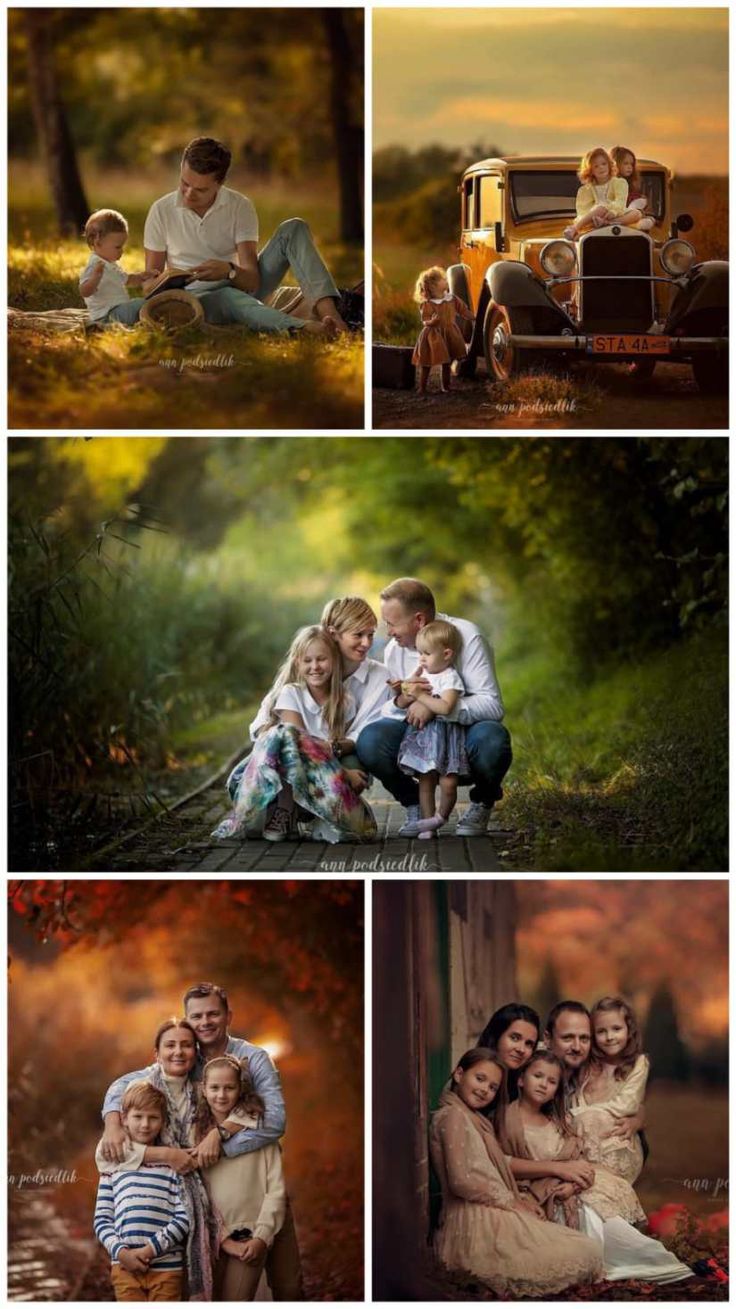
left=3, top=2, right=730, bottom=1307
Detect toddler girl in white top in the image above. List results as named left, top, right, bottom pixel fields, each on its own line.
left=79, top=209, right=150, bottom=325
left=393, top=620, right=468, bottom=838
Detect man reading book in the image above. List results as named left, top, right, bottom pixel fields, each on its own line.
left=143, top=137, right=346, bottom=336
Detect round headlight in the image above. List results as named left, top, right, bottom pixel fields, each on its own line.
left=540, top=240, right=577, bottom=277
left=660, top=239, right=696, bottom=276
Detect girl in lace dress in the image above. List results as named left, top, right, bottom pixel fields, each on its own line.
left=569, top=996, right=649, bottom=1184
left=500, top=1051, right=691, bottom=1285
left=429, top=1048, right=604, bottom=1297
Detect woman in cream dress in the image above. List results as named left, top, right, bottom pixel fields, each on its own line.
left=430, top=1049, right=604, bottom=1297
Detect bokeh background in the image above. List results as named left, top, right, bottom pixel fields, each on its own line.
left=9, top=436, right=727, bottom=874
left=8, top=878, right=363, bottom=1301
left=373, top=8, right=728, bottom=345
left=374, top=877, right=728, bottom=1301
left=8, top=8, right=364, bottom=429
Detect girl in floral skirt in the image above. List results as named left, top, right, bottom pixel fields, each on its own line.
left=212, top=626, right=376, bottom=844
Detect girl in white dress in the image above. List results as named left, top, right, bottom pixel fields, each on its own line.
left=392, top=620, right=468, bottom=839
left=501, top=1051, right=692, bottom=1286
left=569, top=995, right=649, bottom=1184
left=430, top=1048, right=604, bottom=1297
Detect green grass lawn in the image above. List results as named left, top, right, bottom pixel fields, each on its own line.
left=498, top=629, right=727, bottom=872
left=9, top=165, right=364, bottom=429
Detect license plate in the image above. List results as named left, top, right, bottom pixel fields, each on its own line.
left=588, top=334, right=670, bottom=355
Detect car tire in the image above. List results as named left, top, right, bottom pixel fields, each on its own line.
left=483, top=304, right=538, bottom=382
left=692, top=352, right=728, bottom=395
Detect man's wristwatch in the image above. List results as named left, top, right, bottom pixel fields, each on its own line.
left=228, top=262, right=238, bottom=281
left=218, top=1125, right=235, bottom=1141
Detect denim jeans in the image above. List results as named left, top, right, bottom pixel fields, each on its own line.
left=100, top=297, right=146, bottom=325
left=195, top=218, right=339, bottom=334
left=356, top=718, right=512, bottom=808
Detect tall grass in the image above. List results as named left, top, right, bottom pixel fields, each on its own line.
left=500, top=627, right=728, bottom=872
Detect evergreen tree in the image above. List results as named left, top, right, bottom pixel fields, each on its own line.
left=644, top=983, right=691, bottom=1081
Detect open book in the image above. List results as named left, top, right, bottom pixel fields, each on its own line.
left=144, top=268, right=194, bottom=300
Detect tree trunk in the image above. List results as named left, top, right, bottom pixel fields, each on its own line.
left=24, top=10, right=89, bottom=235
left=321, top=9, right=363, bottom=244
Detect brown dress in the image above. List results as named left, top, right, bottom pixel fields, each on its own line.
left=412, top=296, right=472, bottom=367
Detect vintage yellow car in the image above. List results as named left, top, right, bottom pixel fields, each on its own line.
left=448, top=155, right=728, bottom=392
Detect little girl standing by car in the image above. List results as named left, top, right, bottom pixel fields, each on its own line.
left=412, top=266, right=473, bottom=393
left=392, top=620, right=469, bottom=839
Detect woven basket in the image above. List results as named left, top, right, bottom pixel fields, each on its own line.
left=140, top=290, right=204, bottom=331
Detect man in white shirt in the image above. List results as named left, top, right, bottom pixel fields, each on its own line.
left=144, top=137, right=347, bottom=335
left=355, top=577, right=512, bottom=836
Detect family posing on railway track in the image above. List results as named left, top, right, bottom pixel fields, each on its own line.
left=431, top=998, right=702, bottom=1296
left=211, top=579, right=512, bottom=845
left=94, top=982, right=302, bottom=1301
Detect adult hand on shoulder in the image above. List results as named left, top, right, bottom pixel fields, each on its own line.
left=100, top=1120, right=129, bottom=1164
left=406, top=702, right=434, bottom=728
left=190, top=259, right=231, bottom=281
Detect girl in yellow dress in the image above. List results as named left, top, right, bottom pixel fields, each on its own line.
left=412, top=266, right=473, bottom=394
left=563, top=147, right=652, bottom=241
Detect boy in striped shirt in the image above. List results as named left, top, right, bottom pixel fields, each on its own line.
left=93, top=1081, right=189, bottom=1301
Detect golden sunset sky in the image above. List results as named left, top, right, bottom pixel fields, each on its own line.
left=374, top=8, right=728, bottom=174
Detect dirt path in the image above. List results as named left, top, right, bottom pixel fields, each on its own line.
left=373, top=363, right=728, bottom=430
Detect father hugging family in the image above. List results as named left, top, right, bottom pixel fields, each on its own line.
left=211, top=578, right=513, bottom=844
left=94, top=982, right=302, bottom=1302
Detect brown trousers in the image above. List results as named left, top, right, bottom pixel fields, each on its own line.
left=264, top=1202, right=304, bottom=1300
left=111, top=1266, right=183, bottom=1301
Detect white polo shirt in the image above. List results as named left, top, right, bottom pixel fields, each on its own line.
left=249, top=657, right=391, bottom=744
left=143, top=187, right=259, bottom=294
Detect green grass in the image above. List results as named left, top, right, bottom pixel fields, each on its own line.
left=9, top=165, right=364, bottom=429
left=498, top=628, right=727, bottom=871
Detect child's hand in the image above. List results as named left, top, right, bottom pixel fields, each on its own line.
left=138, top=1242, right=155, bottom=1264
left=553, top=1182, right=578, bottom=1201
left=517, top=1195, right=546, bottom=1220
left=387, top=678, right=403, bottom=693
left=240, top=1236, right=267, bottom=1264
left=222, top=1237, right=251, bottom=1259
left=118, top=1246, right=151, bottom=1273
left=343, top=766, right=369, bottom=794
left=189, top=1126, right=222, bottom=1167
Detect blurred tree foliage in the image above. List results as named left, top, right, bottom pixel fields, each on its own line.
left=373, top=141, right=504, bottom=243
left=9, top=7, right=364, bottom=239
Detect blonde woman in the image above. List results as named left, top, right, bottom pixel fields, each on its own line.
left=212, top=625, right=377, bottom=843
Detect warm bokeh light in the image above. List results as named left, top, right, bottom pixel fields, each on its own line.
left=374, top=9, right=728, bottom=174
left=516, top=880, right=728, bottom=1048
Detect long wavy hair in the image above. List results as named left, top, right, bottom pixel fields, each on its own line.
left=193, top=1056, right=265, bottom=1143
left=610, top=145, right=640, bottom=190
left=588, top=995, right=643, bottom=1081
left=579, top=147, right=615, bottom=184
left=518, top=1050, right=575, bottom=1138
left=260, top=625, right=347, bottom=739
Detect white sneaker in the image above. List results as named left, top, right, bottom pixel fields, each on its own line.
left=398, top=804, right=422, bottom=837
left=455, top=802, right=492, bottom=836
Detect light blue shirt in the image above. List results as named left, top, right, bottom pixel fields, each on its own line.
left=101, top=1035, right=286, bottom=1159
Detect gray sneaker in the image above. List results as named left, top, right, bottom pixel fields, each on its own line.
left=398, top=804, right=422, bottom=837
left=455, top=802, right=492, bottom=836
left=263, top=805, right=293, bottom=842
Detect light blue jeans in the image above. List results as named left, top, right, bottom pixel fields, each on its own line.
left=99, top=298, right=146, bottom=326
left=195, top=218, right=340, bottom=334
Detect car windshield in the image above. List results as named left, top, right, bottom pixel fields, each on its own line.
left=509, top=169, right=666, bottom=223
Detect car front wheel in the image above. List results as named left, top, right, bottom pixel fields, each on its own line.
left=483, top=305, right=536, bottom=382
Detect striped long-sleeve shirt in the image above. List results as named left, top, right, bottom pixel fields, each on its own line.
left=93, top=1165, right=189, bottom=1268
